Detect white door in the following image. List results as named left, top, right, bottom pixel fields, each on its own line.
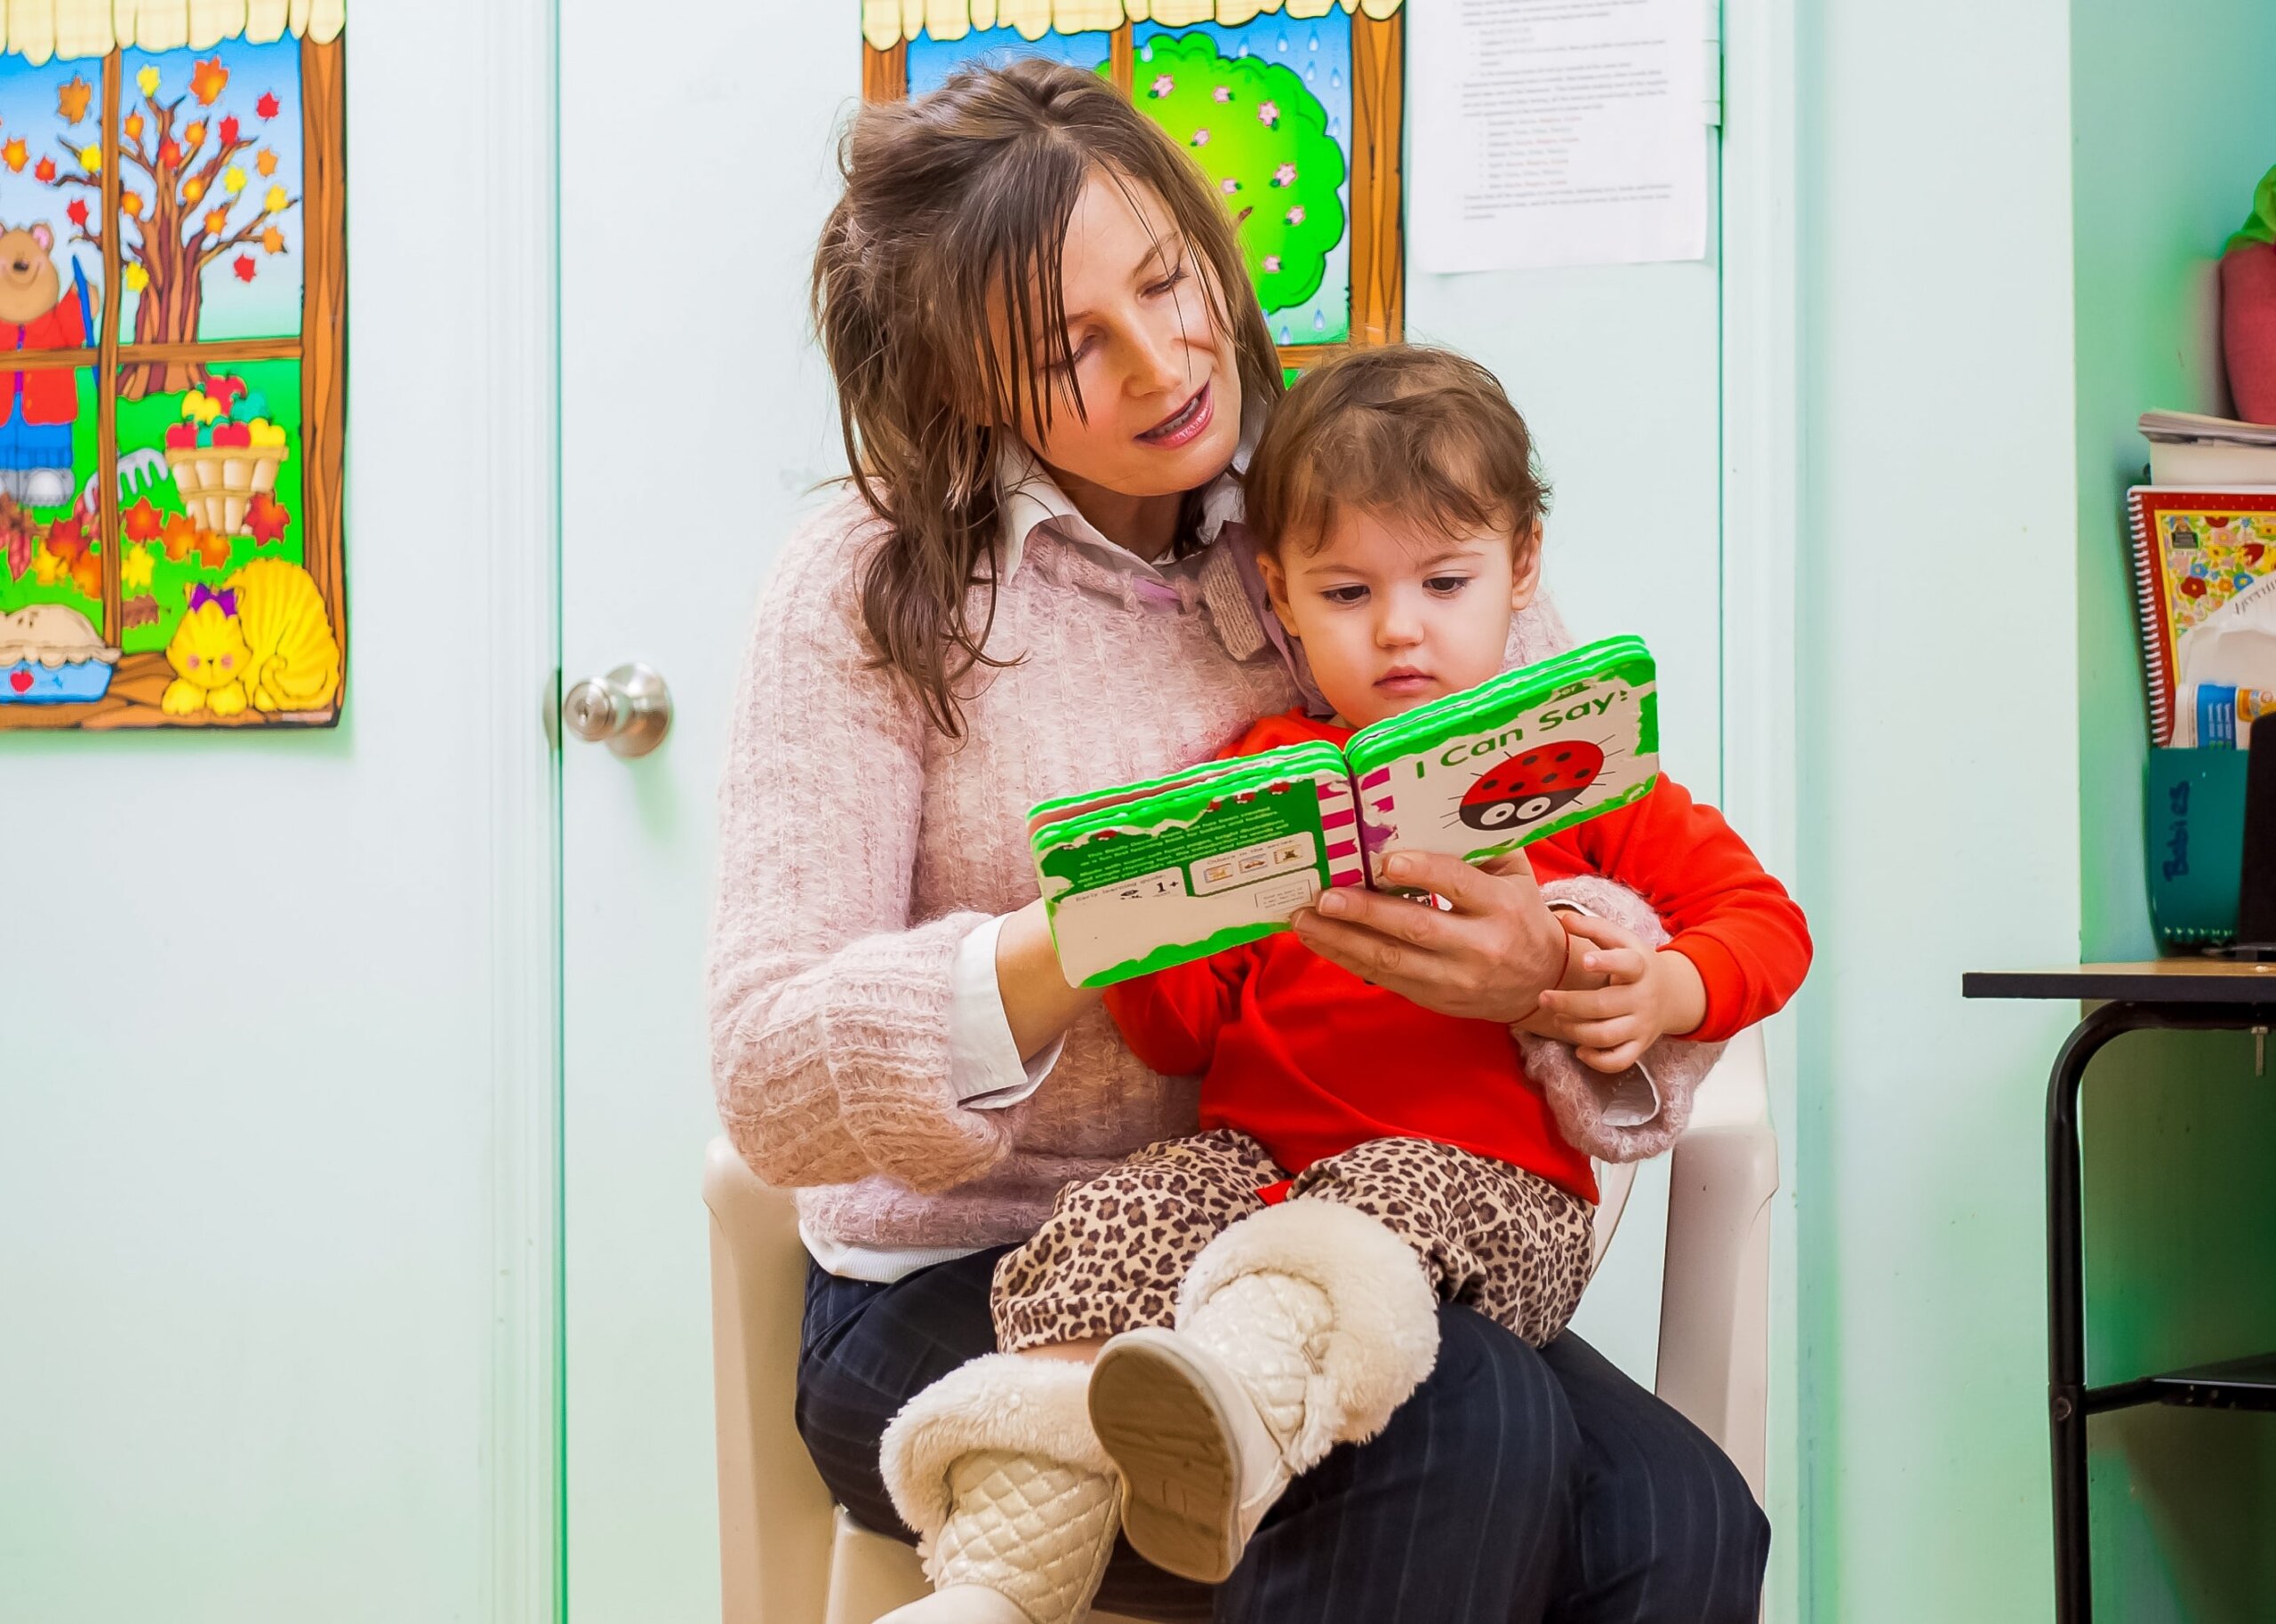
left=556, top=4, right=848, bottom=1619
left=555, top=8, right=1724, bottom=1620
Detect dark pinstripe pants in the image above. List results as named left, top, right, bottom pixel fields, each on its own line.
left=797, top=1248, right=1768, bottom=1624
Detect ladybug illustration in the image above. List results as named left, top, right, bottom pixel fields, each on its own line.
left=1459, top=740, right=1606, bottom=832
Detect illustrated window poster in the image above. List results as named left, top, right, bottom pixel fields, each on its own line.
left=863, top=1, right=1405, bottom=372
left=0, top=2, right=344, bottom=732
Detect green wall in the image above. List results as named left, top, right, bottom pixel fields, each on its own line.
left=1797, top=0, right=2081, bottom=1613
left=2072, top=0, right=2275, bottom=961
left=1797, top=0, right=2276, bottom=1616
left=2071, top=1, right=2276, bottom=1616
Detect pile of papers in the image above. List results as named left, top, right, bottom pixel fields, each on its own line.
left=2140, top=411, right=2276, bottom=485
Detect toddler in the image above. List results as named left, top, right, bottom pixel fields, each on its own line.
left=877, top=347, right=1811, bottom=1624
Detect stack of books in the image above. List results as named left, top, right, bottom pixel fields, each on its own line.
left=2127, top=412, right=2276, bottom=748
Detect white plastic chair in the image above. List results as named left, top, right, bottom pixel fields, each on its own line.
left=704, top=1026, right=1777, bottom=1624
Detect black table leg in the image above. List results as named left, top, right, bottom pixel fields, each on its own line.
left=2046, top=1003, right=2132, bottom=1624
left=2043, top=999, right=2266, bottom=1624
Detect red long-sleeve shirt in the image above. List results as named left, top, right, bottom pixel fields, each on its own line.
left=1103, top=709, right=1813, bottom=1204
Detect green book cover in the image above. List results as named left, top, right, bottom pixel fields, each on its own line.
left=1030, top=636, right=1659, bottom=988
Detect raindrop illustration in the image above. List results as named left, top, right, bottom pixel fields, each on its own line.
left=1331, top=70, right=1342, bottom=89
left=1309, top=36, right=1318, bottom=51
left=1278, top=324, right=1293, bottom=343
left=1278, top=39, right=1287, bottom=52
left=1313, top=309, right=1326, bottom=331
left=1140, top=44, right=1153, bottom=60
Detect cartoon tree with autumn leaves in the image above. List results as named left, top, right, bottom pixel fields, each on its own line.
left=41, top=54, right=298, bottom=399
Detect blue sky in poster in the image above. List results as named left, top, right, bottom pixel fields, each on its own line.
left=0, top=52, right=106, bottom=318
left=908, top=25, right=1111, bottom=96
left=0, top=35, right=305, bottom=346
left=902, top=13, right=1353, bottom=344
left=117, top=36, right=305, bottom=342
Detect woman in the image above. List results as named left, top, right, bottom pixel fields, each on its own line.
left=709, top=60, right=1766, bottom=1624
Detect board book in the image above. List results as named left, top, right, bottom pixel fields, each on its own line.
left=2125, top=489, right=2276, bottom=746
left=1030, top=636, right=1660, bottom=988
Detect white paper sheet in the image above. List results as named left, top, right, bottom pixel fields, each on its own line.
left=1411, top=0, right=1710, bottom=273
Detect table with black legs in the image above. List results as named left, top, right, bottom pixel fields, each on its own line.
left=1962, top=963, right=2276, bottom=1624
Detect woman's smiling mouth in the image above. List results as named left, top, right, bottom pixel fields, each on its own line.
left=1136, top=381, right=1213, bottom=448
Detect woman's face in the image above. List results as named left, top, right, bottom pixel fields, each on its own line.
left=1005, top=172, right=1245, bottom=500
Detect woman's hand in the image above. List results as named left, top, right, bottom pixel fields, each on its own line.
left=998, top=896, right=1105, bottom=1060
left=1516, top=912, right=1706, bottom=1073
left=1289, top=851, right=1571, bottom=1023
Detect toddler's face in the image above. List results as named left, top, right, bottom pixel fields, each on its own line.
left=1258, top=505, right=1539, bottom=728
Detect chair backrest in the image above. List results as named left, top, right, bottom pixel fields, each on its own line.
left=705, top=1140, right=837, bottom=1624
left=1588, top=1159, right=1639, bottom=1276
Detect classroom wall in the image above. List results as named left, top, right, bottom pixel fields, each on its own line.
left=1794, top=0, right=2083, bottom=1616
left=1799, top=0, right=2276, bottom=1615
left=2070, top=0, right=2276, bottom=1616
left=0, top=10, right=552, bottom=1620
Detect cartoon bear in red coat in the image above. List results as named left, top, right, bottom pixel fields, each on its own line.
left=0, top=223, right=94, bottom=508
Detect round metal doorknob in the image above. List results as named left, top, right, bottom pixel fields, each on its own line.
left=562, top=662, right=671, bottom=758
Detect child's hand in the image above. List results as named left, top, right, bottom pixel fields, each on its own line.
left=1513, top=912, right=1706, bottom=1074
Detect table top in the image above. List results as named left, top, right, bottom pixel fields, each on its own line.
left=1963, top=961, right=2276, bottom=1003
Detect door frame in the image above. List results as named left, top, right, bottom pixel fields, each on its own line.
left=1718, top=0, right=1805, bottom=1618
left=474, top=0, right=563, bottom=1619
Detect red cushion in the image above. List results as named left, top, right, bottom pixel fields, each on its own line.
left=2224, top=243, right=2276, bottom=425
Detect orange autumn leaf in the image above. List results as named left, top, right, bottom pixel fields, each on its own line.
left=160, top=512, right=202, bottom=562
left=181, top=177, right=205, bottom=204
left=204, top=208, right=228, bottom=236
left=44, top=512, right=87, bottom=565
left=123, top=498, right=163, bottom=542
left=69, top=548, right=101, bottom=599
left=189, top=56, right=228, bottom=107
left=33, top=156, right=53, bottom=182
left=255, top=148, right=276, bottom=177
left=124, top=111, right=143, bottom=142
left=56, top=74, right=91, bottom=124
left=245, top=492, right=290, bottom=546
left=194, top=531, right=230, bottom=570
left=260, top=226, right=285, bottom=255
left=121, top=190, right=142, bottom=218
left=3, top=139, right=29, bottom=174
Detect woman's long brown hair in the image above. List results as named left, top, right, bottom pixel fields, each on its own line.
left=812, top=59, right=1283, bottom=737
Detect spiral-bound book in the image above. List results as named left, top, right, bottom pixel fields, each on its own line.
left=2126, top=489, right=2276, bottom=746
left=1029, top=636, right=1661, bottom=988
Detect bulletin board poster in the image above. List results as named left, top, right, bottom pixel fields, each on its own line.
left=863, top=0, right=1407, bottom=375
left=0, top=1, right=345, bottom=732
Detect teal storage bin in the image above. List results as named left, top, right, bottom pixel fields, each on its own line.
left=2146, top=748, right=2250, bottom=947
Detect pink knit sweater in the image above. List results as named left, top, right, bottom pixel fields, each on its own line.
left=709, top=490, right=1300, bottom=1252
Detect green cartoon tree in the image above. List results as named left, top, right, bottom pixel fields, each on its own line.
left=1111, top=33, right=1346, bottom=316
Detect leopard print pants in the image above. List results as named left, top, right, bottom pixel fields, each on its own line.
left=990, top=1130, right=1595, bottom=1353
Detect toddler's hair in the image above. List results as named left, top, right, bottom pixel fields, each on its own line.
left=1245, top=344, right=1550, bottom=558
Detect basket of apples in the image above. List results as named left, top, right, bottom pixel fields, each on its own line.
left=163, top=370, right=289, bottom=536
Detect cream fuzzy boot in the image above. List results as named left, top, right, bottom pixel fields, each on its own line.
left=877, top=1353, right=1122, bottom=1624
left=1086, top=1200, right=1440, bottom=1584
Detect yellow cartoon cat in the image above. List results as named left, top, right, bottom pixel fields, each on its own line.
left=162, top=557, right=341, bottom=717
